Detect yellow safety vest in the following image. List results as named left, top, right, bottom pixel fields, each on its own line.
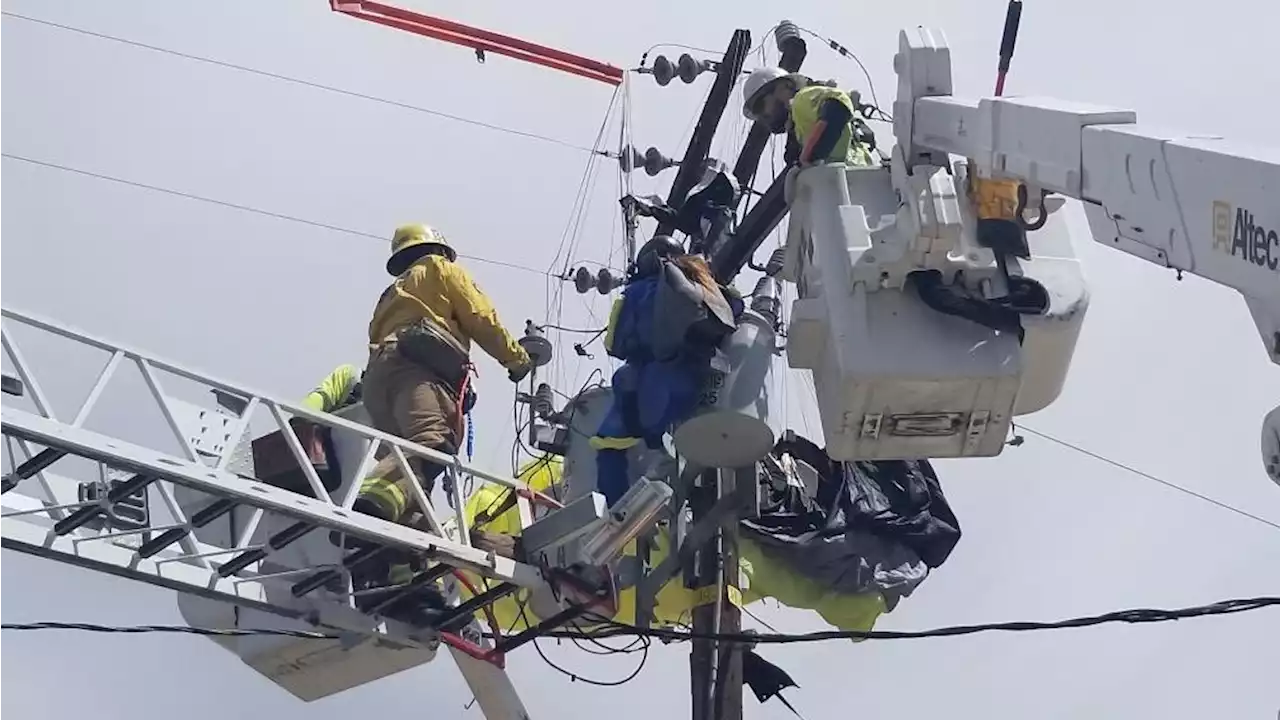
left=789, top=85, right=874, bottom=166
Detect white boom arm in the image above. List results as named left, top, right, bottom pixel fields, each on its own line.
left=895, top=27, right=1280, bottom=485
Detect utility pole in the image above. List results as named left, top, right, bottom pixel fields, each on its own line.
left=688, top=468, right=744, bottom=720
left=637, top=21, right=806, bottom=719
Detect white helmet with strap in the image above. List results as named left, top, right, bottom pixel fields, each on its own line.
left=742, top=67, right=803, bottom=121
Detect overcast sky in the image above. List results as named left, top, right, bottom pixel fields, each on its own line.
left=4, top=1, right=1280, bottom=718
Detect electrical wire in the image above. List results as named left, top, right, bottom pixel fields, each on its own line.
left=512, top=572, right=652, bottom=686
left=589, top=596, right=1280, bottom=643
left=793, top=24, right=893, bottom=123
left=8, top=595, right=1277, bottom=643
left=542, top=86, right=620, bottom=391
left=532, top=635, right=650, bottom=686
left=0, top=623, right=340, bottom=639
left=1, top=152, right=557, bottom=278
left=537, top=323, right=607, bottom=335
left=4, top=10, right=627, bottom=382
left=1, top=12, right=612, bottom=159
left=1016, top=424, right=1280, bottom=533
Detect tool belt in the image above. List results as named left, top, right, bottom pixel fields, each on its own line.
left=385, top=279, right=475, bottom=397
left=394, top=317, right=470, bottom=389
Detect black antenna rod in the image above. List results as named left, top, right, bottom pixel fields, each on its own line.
left=994, top=0, right=1023, bottom=96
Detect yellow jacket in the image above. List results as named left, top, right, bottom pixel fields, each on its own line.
left=790, top=85, right=874, bottom=166
left=301, top=364, right=359, bottom=413
left=368, top=256, right=529, bottom=371
left=457, top=456, right=887, bottom=635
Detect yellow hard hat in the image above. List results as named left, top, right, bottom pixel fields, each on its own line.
left=387, top=223, right=456, bottom=275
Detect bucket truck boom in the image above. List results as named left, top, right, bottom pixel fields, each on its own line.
left=778, top=26, right=1278, bottom=484
left=894, top=27, right=1280, bottom=484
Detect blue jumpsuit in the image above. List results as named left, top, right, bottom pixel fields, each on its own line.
left=590, top=272, right=740, bottom=506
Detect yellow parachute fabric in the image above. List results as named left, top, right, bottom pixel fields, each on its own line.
left=456, top=456, right=886, bottom=635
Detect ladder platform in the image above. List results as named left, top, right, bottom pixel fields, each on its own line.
left=0, top=306, right=582, bottom=717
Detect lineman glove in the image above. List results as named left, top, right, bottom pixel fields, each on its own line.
left=508, top=362, right=532, bottom=384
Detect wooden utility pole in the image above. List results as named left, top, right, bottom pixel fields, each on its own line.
left=648, top=20, right=804, bottom=720
left=689, top=468, right=743, bottom=720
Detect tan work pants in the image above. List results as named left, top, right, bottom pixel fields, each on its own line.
left=362, top=345, right=460, bottom=522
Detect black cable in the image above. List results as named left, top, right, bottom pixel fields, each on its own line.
left=532, top=633, right=650, bottom=686
left=586, top=595, right=1280, bottom=644
left=794, top=25, right=892, bottom=123
left=1, top=152, right=554, bottom=278
left=7, top=595, right=1277, bottom=643
left=0, top=622, right=339, bottom=639
left=537, top=323, right=607, bottom=335
left=512, top=577, right=652, bottom=687
left=569, top=631, right=648, bottom=655
left=1, top=12, right=609, bottom=158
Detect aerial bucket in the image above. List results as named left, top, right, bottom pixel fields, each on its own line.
left=172, top=399, right=441, bottom=702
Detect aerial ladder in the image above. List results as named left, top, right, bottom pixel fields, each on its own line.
left=0, top=306, right=666, bottom=717
left=4, top=10, right=1280, bottom=720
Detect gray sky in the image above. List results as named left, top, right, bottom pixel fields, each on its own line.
left=4, top=1, right=1280, bottom=718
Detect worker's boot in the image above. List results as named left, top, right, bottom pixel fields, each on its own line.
left=348, top=553, right=395, bottom=613
left=375, top=562, right=470, bottom=633
left=350, top=554, right=431, bottom=613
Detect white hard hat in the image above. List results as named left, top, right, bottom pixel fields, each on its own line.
left=742, top=67, right=799, bottom=120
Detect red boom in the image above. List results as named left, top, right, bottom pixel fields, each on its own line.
left=330, top=1, right=624, bottom=86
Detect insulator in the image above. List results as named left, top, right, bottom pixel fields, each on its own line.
left=643, top=146, right=677, bottom=177
left=775, top=20, right=802, bottom=46
left=532, top=383, right=555, bottom=418
left=764, top=246, right=787, bottom=277
left=618, top=144, right=677, bottom=176
left=618, top=145, right=642, bottom=173
left=573, top=266, right=596, bottom=294
left=676, top=54, right=712, bottom=84
left=651, top=55, right=674, bottom=86
left=596, top=268, right=620, bottom=295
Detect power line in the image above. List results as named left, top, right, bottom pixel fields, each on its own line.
left=595, top=596, right=1280, bottom=644
left=6, top=595, right=1277, bottom=644
left=1, top=152, right=555, bottom=278
left=1, top=11, right=611, bottom=159
left=1018, top=425, right=1280, bottom=533
left=0, top=622, right=339, bottom=639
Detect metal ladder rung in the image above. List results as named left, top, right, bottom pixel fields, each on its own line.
left=2, top=447, right=66, bottom=493
left=363, top=562, right=455, bottom=615
left=290, top=544, right=384, bottom=597
left=216, top=521, right=314, bottom=577
left=137, top=497, right=238, bottom=558
left=436, top=582, right=519, bottom=629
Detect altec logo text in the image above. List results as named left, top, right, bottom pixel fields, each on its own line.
left=1213, top=201, right=1280, bottom=272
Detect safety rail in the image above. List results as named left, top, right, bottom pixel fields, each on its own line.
left=0, top=305, right=572, bottom=716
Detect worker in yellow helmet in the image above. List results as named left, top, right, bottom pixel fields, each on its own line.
left=340, top=224, right=531, bottom=613
left=741, top=67, right=876, bottom=170
left=303, top=362, right=462, bottom=622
